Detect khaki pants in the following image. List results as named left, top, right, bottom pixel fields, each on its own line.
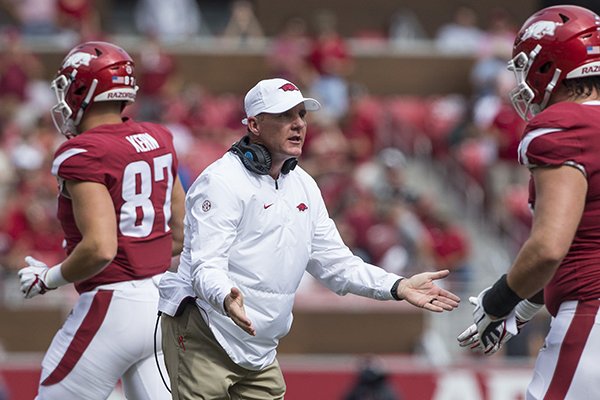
left=161, top=302, right=286, bottom=400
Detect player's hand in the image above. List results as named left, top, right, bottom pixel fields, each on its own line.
left=224, top=287, right=255, bottom=336
left=457, top=323, right=482, bottom=352
left=457, top=319, right=528, bottom=355
left=458, top=294, right=508, bottom=354
left=458, top=296, right=521, bottom=355
left=18, top=256, right=56, bottom=299
left=396, top=270, right=460, bottom=312
left=458, top=296, right=539, bottom=354
left=472, top=287, right=509, bottom=350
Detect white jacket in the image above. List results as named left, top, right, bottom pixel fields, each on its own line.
left=158, top=152, right=401, bottom=370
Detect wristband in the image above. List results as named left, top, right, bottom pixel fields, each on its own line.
left=482, top=274, right=522, bottom=318
left=391, top=278, right=404, bottom=301
left=514, top=299, right=543, bottom=321
left=45, top=264, right=69, bottom=289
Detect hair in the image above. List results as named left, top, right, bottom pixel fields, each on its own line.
left=563, top=76, right=600, bottom=100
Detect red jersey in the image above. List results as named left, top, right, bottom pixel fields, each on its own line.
left=519, top=101, right=600, bottom=316
left=51, top=119, right=179, bottom=293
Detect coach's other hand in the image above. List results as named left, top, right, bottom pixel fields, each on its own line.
left=224, top=287, right=256, bottom=336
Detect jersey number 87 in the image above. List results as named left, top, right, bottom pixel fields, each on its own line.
left=119, top=154, right=173, bottom=238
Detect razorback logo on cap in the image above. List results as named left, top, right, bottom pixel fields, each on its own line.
left=279, top=83, right=299, bottom=92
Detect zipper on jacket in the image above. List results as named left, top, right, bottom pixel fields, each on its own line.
left=275, top=179, right=279, bottom=190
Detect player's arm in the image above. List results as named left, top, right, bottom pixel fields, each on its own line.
left=482, top=164, right=585, bottom=318
left=18, top=180, right=117, bottom=298
left=169, top=175, right=185, bottom=256
left=468, top=164, right=586, bottom=349
left=506, top=164, right=586, bottom=300
left=59, top=180, right=118, bottom=282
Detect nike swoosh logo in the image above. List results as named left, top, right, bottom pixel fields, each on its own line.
left=264, top=203, right=273, bottom=209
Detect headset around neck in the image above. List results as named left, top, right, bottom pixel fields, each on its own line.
left=229, top=135, right=298, bottom=175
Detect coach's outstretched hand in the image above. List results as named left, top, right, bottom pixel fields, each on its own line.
left=396, top=270, right=460, bottom=312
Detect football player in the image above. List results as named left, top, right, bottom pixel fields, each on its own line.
left=18, top=41, right=185, bottom=399
left=458, top=5, right=600, bottom=399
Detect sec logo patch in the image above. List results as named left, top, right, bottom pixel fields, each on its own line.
left=202, top=200, right=212, bottom=212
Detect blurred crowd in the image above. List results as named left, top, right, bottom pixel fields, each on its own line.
left=0, top=1, right=543, bottom=358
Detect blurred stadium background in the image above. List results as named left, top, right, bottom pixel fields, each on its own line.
left=1, top=0, right=598, bottom=399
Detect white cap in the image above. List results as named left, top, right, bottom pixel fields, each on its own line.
left=242, top=78, right=321, bottom=125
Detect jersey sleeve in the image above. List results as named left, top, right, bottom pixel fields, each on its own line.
left=519, top=103, right=585, bottom=169
left=51, top=139, right=106, bottom=183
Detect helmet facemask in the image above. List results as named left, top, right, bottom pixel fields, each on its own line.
left=50, top=75, right=74, bottom=137
left=508, top=45, right=562, bottom=121
left=50, top=71, right=100, bottom=138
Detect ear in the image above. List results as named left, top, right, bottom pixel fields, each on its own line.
left=247, top=117, right=260, bottom=135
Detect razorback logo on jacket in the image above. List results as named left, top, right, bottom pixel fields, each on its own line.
left=279, top=83, right=299, bottom=92
left=296, top=203, right=308, bottom=212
